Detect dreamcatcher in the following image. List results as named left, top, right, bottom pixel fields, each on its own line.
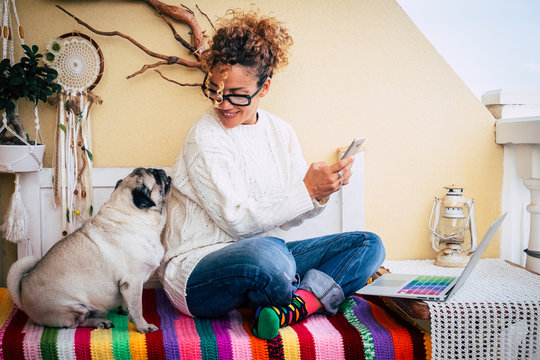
left=46, top=32, right=104, bottom=236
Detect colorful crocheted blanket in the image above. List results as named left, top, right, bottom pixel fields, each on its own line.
left=0, top=288, right=430, bottom=359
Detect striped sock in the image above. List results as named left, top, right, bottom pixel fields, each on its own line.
left=252, top=290, right=319, bottom=339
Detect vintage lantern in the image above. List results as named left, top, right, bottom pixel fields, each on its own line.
left=429, top=185, right=477, bottom=267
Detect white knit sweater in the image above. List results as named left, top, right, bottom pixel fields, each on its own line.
left=160, top=108, right=325, bottom=316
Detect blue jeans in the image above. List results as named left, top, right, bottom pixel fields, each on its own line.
left=185, top=231, right=385, bottom=317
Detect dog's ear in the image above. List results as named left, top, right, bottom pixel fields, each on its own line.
left=115, top=179, right=123, bottom=189
left=132, top=185, right=156, bottom=209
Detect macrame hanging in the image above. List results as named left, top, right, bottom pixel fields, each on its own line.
left=0, top=0, right=42, bottom=162
left=0, top=0, right=41, bottom=246
left=46, top=32, right=104, bottom=236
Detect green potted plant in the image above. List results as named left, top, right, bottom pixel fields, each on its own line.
left=0, top=44, right=61, bottom=172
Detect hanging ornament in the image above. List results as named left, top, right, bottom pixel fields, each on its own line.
left=0, top=0, right=37, bottom=248
left=47, top=32, right=104, bottom=235
left=48, top=33, right=103, bottom=92
left=0, top=173, right=28, bottom=242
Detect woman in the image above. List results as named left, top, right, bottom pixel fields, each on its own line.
left=160, top=9, right=385, bottom=340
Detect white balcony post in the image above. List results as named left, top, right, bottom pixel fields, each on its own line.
left=483, top=89, right=540, bottom=272
left=521, top=153, right=540, bottom=272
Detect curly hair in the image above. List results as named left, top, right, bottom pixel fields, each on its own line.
left=201, top=9, right=293, bottom=98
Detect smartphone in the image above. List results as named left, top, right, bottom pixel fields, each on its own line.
left=340, top=137, right=366, bottom=159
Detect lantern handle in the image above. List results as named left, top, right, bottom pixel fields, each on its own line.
left=429, top=197, right=443, bottom=252
left=465, top=199, right=478, bottom=253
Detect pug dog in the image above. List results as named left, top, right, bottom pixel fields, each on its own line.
left=7, top=167, right=171, bottom=333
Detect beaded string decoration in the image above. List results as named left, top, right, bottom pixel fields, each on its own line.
left=46, top=32, right=103, bottom=235
left=0, top=0, right=42, bottom=163
left=0, top=0, right=41, bottom=247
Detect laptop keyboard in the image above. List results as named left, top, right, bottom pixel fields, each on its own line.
left=398, top=275, right=455, bottom=296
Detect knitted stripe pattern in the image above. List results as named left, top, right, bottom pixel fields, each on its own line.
left=0, top=288, right=430, bottom=359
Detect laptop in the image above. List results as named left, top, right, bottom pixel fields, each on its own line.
left=356, top=212, right=507, bottom=302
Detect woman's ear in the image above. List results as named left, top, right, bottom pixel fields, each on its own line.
left=259, top=77, right=272, bottom=98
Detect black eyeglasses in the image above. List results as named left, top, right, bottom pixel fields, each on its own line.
left=201, top=74, right=265, bottom=106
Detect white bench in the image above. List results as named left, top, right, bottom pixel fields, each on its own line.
left=17, top=153, right=366, bottom=263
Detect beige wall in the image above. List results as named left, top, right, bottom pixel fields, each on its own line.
left=0, top=0, right=502, bottom=283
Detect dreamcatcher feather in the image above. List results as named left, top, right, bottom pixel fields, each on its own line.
left=47, top=32, right=103, bottom=235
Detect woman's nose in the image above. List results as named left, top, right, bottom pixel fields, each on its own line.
left=214, top=98, right=234, bottom=110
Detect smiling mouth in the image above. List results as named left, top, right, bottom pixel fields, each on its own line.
left=219, top=110, right=239, bottom=119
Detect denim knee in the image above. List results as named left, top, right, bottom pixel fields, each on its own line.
left=243, top=237, right=299, bottom=307
left=364, top=231, right=386, bottom=267
left=326, top=231, right=386, bottom=297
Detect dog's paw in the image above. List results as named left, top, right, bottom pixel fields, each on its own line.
left=83, top=318, right=114, bottom=329
left=137, top=323, right=159, bottom=333
left=97, top=320, right=114, bottom=329
left=116, top=306, right=128, bottom=315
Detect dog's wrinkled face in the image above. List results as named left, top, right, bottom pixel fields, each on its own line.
left=115, top=168, right=171, bottom=211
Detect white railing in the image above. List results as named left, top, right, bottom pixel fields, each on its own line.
left=483, top=89, right=540, bottom=273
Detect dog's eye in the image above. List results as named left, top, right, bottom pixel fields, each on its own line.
left=132, top=185, right=156, bottom=209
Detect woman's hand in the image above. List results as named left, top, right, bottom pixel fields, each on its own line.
left=303, top=156, right=354, bottom=202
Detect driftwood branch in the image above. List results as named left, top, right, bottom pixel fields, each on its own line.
left=56, top=1, right=207, bottom=83
left=154, top=70, right=201, bottom=87
left=196, top=4, right=215, bottom=30
left=181, top=4, right=194, bottom=15
left=126, top=61, right=198, bottom=79
left=128, top=60, right=174, bottom=79
left=158, top=13, right=198, bottom=59
left=141, top=0, right=205, bottom=52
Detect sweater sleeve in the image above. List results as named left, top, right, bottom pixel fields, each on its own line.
left=181, top=124, right=315, bottom=239
left=277, top=123, right=326, bottom=230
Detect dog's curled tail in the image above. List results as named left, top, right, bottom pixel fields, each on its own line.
left=7, top=256, right=38, bottom=309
